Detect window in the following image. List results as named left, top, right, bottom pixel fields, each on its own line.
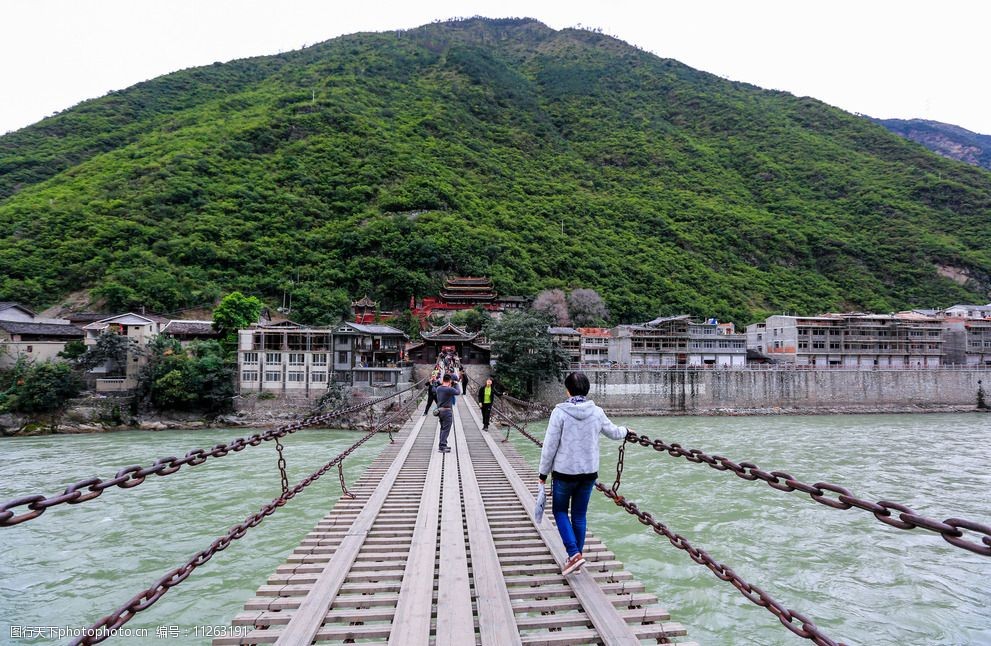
left=829, top=342, right=840, bottom=350
left=265, top=352, right=282, bottom=364
left=311, top=372, right=327, bottom=383
left=289, top=353, right=305, bottom=365
left=243, top=352, right=258, bottom=364
left=288, top=372, right=304, bottom=382
left=812, top=341, right=825, bottom=349
left=338, top=351, right=348, bottom=363
left=312, top=353, right=327, bottom=366
left=241, top=371, right=258, bottom=382
left=26, top=345, right=33, bottom=353
left=264, top=371, right=282, bottom=382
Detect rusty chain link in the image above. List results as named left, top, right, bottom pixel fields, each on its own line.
left=70, top=385, right=429, bottom=646
left=623, top=431, right=991, bottom=557
left=0, top=378, right=426, bottom=528
left=273, top=437, right=289, bottom=498
left=596, top=482, right=845, bottom=646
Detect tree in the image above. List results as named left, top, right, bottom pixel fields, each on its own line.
left=213, top=291, right=263, bottom=350
left=532, top=289, right=571, bottom=326
left=390, top=309, right=424, bottom=340
left=81, top=330, right=142, bottom=374
left=487, top=310, right=568, bottom=396
left=567, top=288, right=610, bottom=327
left=459, top=305, right=492, bottom=332
left=0, top=359, right=83, bottom=422
left=57, top=339, right=87, bottom=362
left=136, top=337, right=235, bottom=414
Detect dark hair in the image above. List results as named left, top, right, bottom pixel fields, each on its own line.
left=442, top=374, right=452, bottom=383
left=564, top=372, right=590, bottom=397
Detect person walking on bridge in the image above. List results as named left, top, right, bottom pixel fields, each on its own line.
left=434, top=374, right=459, bottom=453
left=538, top=372, right=628, bottom=575
left=476, top=377, right=497, bottom=431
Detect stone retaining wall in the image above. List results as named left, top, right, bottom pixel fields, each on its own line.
left=534, top=368, right=989, bottom=414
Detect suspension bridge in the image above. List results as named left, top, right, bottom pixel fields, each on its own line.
left=2, top=378, right=989, bottom=645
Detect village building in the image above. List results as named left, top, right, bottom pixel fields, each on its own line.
left=548, top=327, right=582, bottom=364
left=160, top=320, right=222, bottom=346
left=81, top=313, right=170, bottom=390
left=0, top=302, right=84, bottom=368
left=238, top=322, right=336, bottom=395
left=238, top=320, right=411, bottom=395
left=931, top=304, right=991, bottom=366
left=333, top=321, right=409, bottom=386
left=609, top=315, right=747, bottom=367
left=577, top=327, right=611, bottom=365
left=407, top=322, right=491, bottom=365
left=746, top=313, right=944, bottom=368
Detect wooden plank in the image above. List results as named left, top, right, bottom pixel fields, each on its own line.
left=461, top=399, right=642, bottom=645
left=452, top=404, right=521, bottom=645
left=434, top=411, right=475, bottom=645
left=387, top=417, right=444, bottom=646
left=273, top=413, right=429, bottom=646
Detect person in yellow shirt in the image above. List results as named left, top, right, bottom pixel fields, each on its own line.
left=476, top=377, right=496, bottom=431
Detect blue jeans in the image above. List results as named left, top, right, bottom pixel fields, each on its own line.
left=552, top=477, right=595, bottom=558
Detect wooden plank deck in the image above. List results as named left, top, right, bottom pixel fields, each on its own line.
left=216, top=396, right=695, bottom=645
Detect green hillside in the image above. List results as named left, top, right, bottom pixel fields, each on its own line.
left=1, top=17, right=989, bottom=324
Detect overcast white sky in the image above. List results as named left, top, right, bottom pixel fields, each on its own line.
left=1, top=0, right=989, bottom=135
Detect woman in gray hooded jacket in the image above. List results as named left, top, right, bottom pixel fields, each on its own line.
left=538, top=372, right=628, bottom=575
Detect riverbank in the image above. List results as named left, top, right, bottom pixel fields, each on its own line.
left=2, top=389, right=985, bottom=436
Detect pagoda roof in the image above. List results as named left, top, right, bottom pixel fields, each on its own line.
left=444, top=276, right=493, bottom=287
left=421, top=322, right=479, bottom=342
left=351, top=295, right=378, bottom=308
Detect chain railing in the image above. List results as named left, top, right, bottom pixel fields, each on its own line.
left=623, top=431, right=991, bottom=557
left=497, top=398, right=845, bottom=646
left=595, top=482, right=844, bottom=646
left=70, top=384, right=426, bottom=645
left=0, top=378, right=426, bottom=527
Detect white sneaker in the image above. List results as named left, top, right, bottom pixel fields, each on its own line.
left=562, top=552, right=586, bottom=575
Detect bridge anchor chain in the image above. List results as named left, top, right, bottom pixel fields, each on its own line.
left=338, top=462, right=356, bottom=499
left=274, top=437, right=289, bottom=500
left=610, top=437, right=628, bottom=505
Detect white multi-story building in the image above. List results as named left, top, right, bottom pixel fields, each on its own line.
left=237, top=321, right=409, bottom=395
left=577, top=327, right=611, bottom=364
left=746, top=313, right=943, bottom=368
left=609, top=316, right=747, bottom=367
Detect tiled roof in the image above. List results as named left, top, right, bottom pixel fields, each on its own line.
left=547, top=327, right=580, bottom=335
left=0, top=320, right=84, bottom=337
left=346, top=322, right=406, bottom=335
left=162, top=320, right=218, bottom=336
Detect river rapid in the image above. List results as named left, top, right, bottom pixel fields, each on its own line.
left=1, top=413, right=989, bottom=645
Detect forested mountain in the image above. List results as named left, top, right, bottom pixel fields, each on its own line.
left=1, top=18, right=989, bottom=325
left=872, top=117, right=991, bottom=170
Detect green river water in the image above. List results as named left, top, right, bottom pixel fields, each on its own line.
left=1, top=413, right=989, bottom=645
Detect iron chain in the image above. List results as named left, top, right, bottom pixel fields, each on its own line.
left=597, top=482, right=845, bottom=646
left=70, top=385, right=427, bottom=645
left=500, top=396, right=847, bottom=645
left=624, top=431, right=991, bottom=557
left=274, top=437, right=289, bottom=498
left=0, top=378, right=426, bottom=527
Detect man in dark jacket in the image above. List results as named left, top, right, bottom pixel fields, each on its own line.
left=434, top=374, right=460, bottom=452
left=476, top=377, right=497, bottom=431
